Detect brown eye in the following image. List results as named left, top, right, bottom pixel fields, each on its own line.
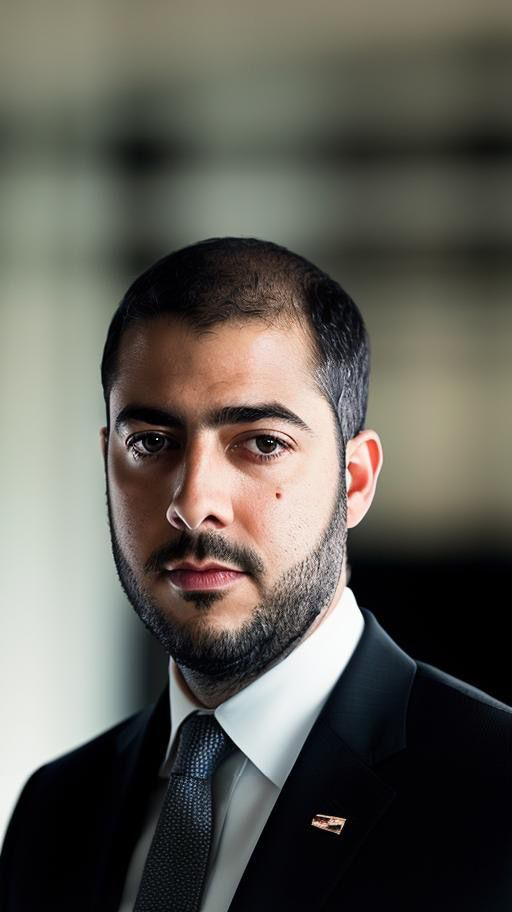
left=140, top=433, right=167, bottom=453
left=254, top=436, right=280, bottom=454
left=129, top=432, right=175, bottom=458
left=239, top=435, right=290, bottom=460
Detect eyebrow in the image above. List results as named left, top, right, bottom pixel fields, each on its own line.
left=114, top=403, right=313, bottom=435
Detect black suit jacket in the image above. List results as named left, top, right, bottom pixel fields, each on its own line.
left=1, top=609, right=511, bottom=911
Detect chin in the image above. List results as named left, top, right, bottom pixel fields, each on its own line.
left=165, top=596, right=252, bottom=631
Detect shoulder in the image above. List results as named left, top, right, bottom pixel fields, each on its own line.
left=407, top=660, right=512, bottom=774
left=358, top=607, right=512, bottom=749
left=1, top=698, right=166, bottom=873
left=0, top=699, right=168, bottom=908
left=7, top=697, right=163, bottom=827
left=30, top=705, right=150, bottom=787
left=6, top=709, right=146, bottom=833
left=412, top=659, right=512, bottom=722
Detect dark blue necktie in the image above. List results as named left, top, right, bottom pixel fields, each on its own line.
left=134, top=712, right=234, bottom=912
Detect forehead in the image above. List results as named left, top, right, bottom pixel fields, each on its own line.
left=111, top=316, right=326, bottom=416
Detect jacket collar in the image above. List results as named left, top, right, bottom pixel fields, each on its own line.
left=324, top=608, right=415, bottom=765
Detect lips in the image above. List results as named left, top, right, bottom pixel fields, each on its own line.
left=164, top=561, right=246, bottom=591
left=168, top=561, right=239, bottom=573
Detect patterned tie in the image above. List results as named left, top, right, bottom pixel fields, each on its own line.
left=134, top=712, right=234, bottom=912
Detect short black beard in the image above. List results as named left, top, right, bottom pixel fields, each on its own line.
left=106, top=477, right=347, bottom=696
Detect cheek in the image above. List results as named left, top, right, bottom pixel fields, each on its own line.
left=109, top=445, right=168, bottom=507
left=239, top=484, right=313, bottom=566
left=260, top=472, right=338, bottom=562
left=107, top=455, right=169, bottom=550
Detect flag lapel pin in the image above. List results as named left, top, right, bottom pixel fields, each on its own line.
left=311, top=813, right=347, bottom=836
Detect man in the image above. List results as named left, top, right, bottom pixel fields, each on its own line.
left=1, top=237, right=511, bottom=911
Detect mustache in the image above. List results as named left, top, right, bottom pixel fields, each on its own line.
left=144, top=531, right=265, bottom=578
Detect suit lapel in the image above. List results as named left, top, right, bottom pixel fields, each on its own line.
left=89, top=689, right=170, bottom=911
left=229, top=610, right=416, bottom=912
left=228, top=717, right=396, bottom=912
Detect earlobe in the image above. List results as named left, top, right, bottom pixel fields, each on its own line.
left=345, top=430, right=383, bottom=529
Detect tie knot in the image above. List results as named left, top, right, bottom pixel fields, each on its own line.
left=172, top=713, right=233, bottom=780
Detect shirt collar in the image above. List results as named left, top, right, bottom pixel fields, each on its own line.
left=163, top=586, right=363, bottom=788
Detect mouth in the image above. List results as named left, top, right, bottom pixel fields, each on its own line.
left=163, top=561, right=247, bottom=592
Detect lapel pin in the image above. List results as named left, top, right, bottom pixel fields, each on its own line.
left=311, top=814, right=347, bottom=836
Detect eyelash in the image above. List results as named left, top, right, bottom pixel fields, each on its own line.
left=126, top=432, right=292, bottom=464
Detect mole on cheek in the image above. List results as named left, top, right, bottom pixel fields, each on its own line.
left=275, top=491, right=282, bottom=500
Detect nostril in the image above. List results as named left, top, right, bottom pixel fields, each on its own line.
left=166, top=504, right=226, bottom=533
left=166, top=506, right=189, bottom=530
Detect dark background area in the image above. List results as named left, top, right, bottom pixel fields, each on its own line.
left=351, top=551, right=512, bottom=705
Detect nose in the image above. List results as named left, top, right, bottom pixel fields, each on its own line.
left=166, top=440, right=235, bottom=532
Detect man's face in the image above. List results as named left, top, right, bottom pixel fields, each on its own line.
left=103, top=316, right=347, bottom=687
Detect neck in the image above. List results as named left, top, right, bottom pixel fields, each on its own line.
left=175, top=665, right=261, bottom=709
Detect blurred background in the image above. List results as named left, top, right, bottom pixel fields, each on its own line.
left=1, top=0, right=512, bottom=839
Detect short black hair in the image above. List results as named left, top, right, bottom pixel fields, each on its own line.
left=101, top=237, right=369, bottom=448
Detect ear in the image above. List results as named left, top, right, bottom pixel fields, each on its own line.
left=99, top=426, right=108, bottom=460
left=345, top=429, right=383, bottom=529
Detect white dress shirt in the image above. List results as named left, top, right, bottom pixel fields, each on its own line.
left=119, top=586, right=364, bottom=912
